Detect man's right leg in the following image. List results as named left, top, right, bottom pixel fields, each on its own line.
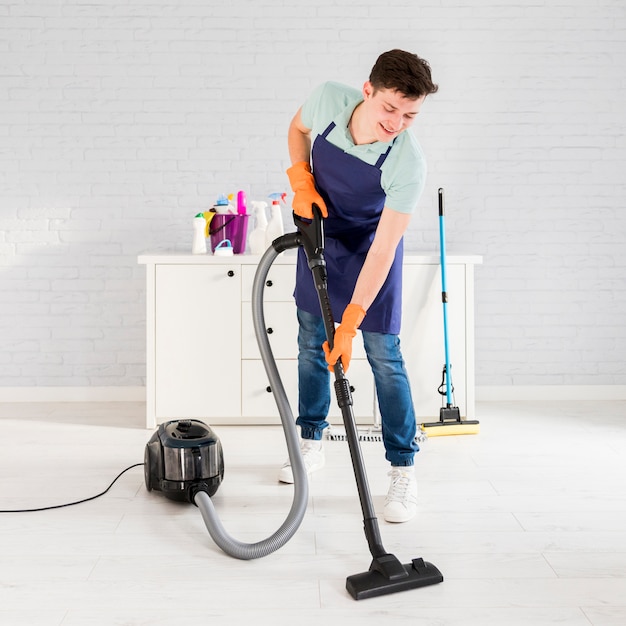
left=278, top=308, right=329, bottom=483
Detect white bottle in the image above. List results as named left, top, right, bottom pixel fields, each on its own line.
left=265, top=199, right=284, bottom=249
left=248, top=201, right=268, bottom=255
left=191, top=216, right=207, bottom=254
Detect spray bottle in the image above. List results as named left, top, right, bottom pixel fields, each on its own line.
left=265, top=192, right=286, bottom=249
left=236, top=190, right=247, bottom=215
left=248, top=201, right=268, bottom=255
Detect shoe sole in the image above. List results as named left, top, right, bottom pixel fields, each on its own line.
left=278, top=458, right=325, bottom=484
left=383, top=503, right=417, bottom=523
left=383, top=512, right=415, bottom=523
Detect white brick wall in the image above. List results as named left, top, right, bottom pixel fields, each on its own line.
left=1, top=0, right=625, bottom=389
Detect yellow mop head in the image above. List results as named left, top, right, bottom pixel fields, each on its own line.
left=420, top=405, right=480, bottom=437
left=420, top=421, right=480, bottom=437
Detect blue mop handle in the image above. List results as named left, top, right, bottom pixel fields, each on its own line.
left=438, top=188, right=453, bottom=406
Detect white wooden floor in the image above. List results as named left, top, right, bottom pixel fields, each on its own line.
left=1, top=399, right=626, bottom=625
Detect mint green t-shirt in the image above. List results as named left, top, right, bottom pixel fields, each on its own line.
left=300, top=81, right=426, bottom=214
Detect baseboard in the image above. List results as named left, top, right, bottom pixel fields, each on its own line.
left=2, top=385, right=625, bottom=404
left=0, top=387, right=146, bottom=403
left=477, top=385, right=626, bottom=402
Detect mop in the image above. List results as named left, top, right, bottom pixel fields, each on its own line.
left=420, top=188, right=480, bottom=437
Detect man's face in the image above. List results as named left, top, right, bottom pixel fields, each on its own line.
left=362, top=81, right=425, bottom=143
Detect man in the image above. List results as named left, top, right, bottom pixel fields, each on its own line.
left=279, top=49, right=438, bottom=523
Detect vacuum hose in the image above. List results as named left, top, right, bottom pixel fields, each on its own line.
left=194, top=237, right=308, bottom=559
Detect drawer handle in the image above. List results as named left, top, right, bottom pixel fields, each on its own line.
left=266, top=327, right=273, bottom=334
left=227, top=270, right=235, bottom=277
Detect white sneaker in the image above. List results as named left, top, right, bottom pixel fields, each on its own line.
left=278, top=439, right=325, bottom=484
left=384, top=467, right=417, bottom=523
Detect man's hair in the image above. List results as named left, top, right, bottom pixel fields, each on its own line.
left=369, top=49, right=438, bottom=99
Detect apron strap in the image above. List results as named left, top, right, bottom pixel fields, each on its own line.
left=374, top=138, right=396, bottom=169
left=321, top=122, right=336, bottom=139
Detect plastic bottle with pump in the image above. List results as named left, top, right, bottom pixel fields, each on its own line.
left=248, top=201, right=268, bottom=255
left=265, top=193, right=286, bottom=249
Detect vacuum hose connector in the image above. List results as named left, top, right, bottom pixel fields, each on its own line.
left=194, top=235, right=309, bottom=560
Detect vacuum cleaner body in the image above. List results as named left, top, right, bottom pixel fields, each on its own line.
left=144, top=419, right=224, bottom=502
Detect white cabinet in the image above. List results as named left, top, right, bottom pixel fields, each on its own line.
left=139, top=252, right=481, bottom=429
left=401, top=263, right=474, bottom=420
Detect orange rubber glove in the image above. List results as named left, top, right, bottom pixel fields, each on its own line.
left=286, top=161, right=328, bottom=219
left=322, top=304, right=366, bottom=373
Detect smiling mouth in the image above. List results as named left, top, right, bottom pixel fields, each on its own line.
left=380, top=123, right=397, bottom=135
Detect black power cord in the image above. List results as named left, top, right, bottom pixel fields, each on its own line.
left=0, top=462, right=144, bottom=513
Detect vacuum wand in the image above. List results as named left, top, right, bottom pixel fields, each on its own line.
left=295, top=206, right=443, bottom=600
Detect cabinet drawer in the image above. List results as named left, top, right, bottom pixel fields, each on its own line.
left=241, top=359, right=298, bottom=420
left=242, top=301, right=299, bottom=359
left=241, top=264, right=296, bottom=302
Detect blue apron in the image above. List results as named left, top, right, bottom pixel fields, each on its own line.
left=294, top=121, right=403, bottom=335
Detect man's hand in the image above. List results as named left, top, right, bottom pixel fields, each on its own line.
left=322, top=303, right=366, bottom=372
left=286, top=161, right=328, bottom=219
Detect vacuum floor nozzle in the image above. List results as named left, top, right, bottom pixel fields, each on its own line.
left=346, top=556, right=444, bottom=600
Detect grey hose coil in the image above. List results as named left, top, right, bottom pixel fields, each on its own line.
left=194, top=244, right=309, bottom=559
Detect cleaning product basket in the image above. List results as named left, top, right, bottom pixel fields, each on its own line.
left=209, top=214, right=249, bottom=254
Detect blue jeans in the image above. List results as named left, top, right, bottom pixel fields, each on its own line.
left=296, top=308, right=419, bottom=466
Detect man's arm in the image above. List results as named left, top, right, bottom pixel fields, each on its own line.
left=286, top=108, right=328, bottom=218
left=288, top=108, right=311, bottom=164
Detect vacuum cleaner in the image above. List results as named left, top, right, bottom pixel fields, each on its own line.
left=144, top=206, right=443, bottom=599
